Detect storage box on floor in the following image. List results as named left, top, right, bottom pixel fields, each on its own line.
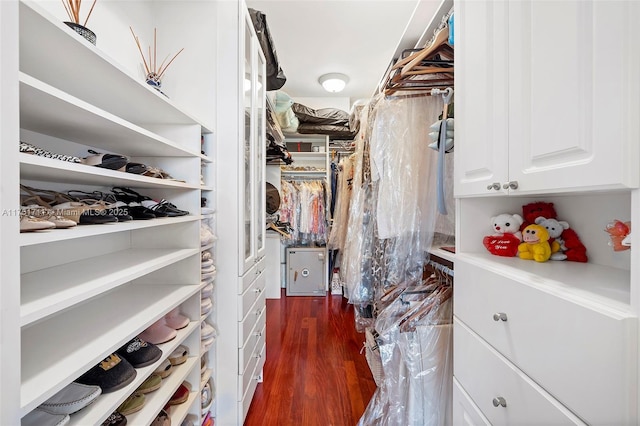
left=286, top=247, right=327, bottom=296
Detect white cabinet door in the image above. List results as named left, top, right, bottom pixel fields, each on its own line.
left=453, top=378, right=491, bottom=426
left=255, top=44, right=266, bottom=261
left=508, top=0, right=640, bottom=193
left=454, top=0, right=509, bottom=197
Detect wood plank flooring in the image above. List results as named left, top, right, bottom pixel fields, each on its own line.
left=244, top=291, right=377, bottom=426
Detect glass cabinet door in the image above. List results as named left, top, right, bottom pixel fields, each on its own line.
left=240, top=13, right=256, bottom=274
left=255, top=45, right=266, bottom=259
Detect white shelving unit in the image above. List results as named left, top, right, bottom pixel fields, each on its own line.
left=453, top=1, right=640, bottom=424
left=0, top=1, right=219, bottom=424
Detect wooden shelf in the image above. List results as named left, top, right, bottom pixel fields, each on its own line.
left=21, top=248, right=199, bottom=326
left=19, top=74, right=201, bottom=158
left=199, top=154, right=215, bottom=164
left=19, top=1, right=212, bottom=133
left=125, top=357, right=199, bottom=426
left=200, top=368, right=213, bottom=391
left=456, top=253, right=632, bottom=314
left=67, top=322, right=199, bottom=426
left=289, top=152, right=327, bottom=158
left=20, top=153, right=199, bottom=189
left=21, top=283, right=200, bottom=414
left=20, top=216, right=199, bottom=247
left=168, top=390, right=200, bottom=426
left=201, top=185, right=215, bottom=192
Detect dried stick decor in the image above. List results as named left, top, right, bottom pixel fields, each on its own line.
left=130, top=26, right=184, bottom=95
left=61, top=0, right=97, bottom=27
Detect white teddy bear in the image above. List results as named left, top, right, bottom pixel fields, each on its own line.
left=491, top=213, right=524, bottom=241
left=535, top=216, right=570, bottom=260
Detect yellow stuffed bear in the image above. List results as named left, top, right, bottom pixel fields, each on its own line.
left=518, top=224, right=552, bottom=262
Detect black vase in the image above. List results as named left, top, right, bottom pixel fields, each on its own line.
left=64, top=21, right=96, bottom=45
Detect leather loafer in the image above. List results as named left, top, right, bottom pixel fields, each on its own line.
left=39, top=382, right=101, bottom=415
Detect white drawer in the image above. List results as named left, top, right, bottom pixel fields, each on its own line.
left=455, top=259, right=637, bottom=425
left=239, top=322, right=266, bottom=375
left=453, top=377, right=491, bottom=426
left=239, top=340, right=266, bottom=402
left=240, top=256, right=266, bottom=294
left=238, top=270, right=266, bottom=321
left=454, top=319, right=585, bottom=425
left=238, top=291, right=266, bottom=346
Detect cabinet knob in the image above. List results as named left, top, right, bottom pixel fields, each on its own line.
left=255, top=331, right=262, bottom=337
left=492, top=397, right=507, bottom=407
left=254, top=288, right=262, bottom=294
left=493, top=312, right=508, bottom=322
left=503, top=181, right=519, bottom=190
left=255, top=309, right=262, bottom=316
left=487, top=182, right=501, bottom=191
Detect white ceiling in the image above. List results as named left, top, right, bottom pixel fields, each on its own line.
left=246, top=0, right=421, bottom=103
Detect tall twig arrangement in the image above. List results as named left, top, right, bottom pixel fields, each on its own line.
left=61, top=0, right=97, bottom=27
left=130, top=27, right=184, bottom=84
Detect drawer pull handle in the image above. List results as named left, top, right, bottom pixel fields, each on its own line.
left=254, top=288, right=262, bottom=294
left=493, top=312, right=508, bottom=322
left=502, top=181, right=519, bottom=190
left=255, top=331, right=262, bottom=337
left=487, top=182, right=501, bottom=191
left=492, top=397, right=507, bottom=407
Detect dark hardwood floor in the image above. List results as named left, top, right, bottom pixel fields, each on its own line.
left=244, top=290, right=377, bottom=426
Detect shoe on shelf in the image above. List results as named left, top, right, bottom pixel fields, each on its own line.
left=139, top=318, right=177, bottom=345
left=136, top=373, right=162, bottom=394
left=39, top=382, right=101, bottom=415
left=20, top=214, right=56, bottom=233
left=22, top=408, right=70, bottom=426
left=165, top=307, right=190, bottom=330
left=21, top=206, right=77, bottom=229
left=201, top=258, right=214, bottom=269
left=153, top=359, right=173, bottom=379
left=168, top=345, right=189, bottom=366
left=201, top=379, right=214, bottom=412
left=201, top=282, right=214, bottom=299
left=200, top=355, right=208, bottom=376
left=141, top=199, right=189, bottom=217
left=167, top=382, right=190, bottom=406
left=116, top=337, right=162, bottom=368
left=116, top=393, right=146, bottom=416
left=181, top=413, right=198, bottom=426
left=201, top=321, right=216, bottom=341
left=81, top=150, right=128, bottom=171
left=100, top=411, right=127, bottom=426
left=200, top=298, right=213, bottom=316
left=19, top=141, right=82, bottom=164
left=201, top=266, right=216, bottom=280
left=76, top=353, right=137, bottom=393
left=201, top=251, right=212, bottom=262
left=150, top=409, right=170, bottom=426
left=201, top=336, right=214, bottom=353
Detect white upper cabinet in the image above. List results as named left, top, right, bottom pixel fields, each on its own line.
left=239, top=10, right=266, bottom=274
left=454, top=0, right=509, bottom=197
left=456, top=0, right=640, bottom=197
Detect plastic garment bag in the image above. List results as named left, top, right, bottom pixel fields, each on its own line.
left=359, top=281, right=453, bottom=426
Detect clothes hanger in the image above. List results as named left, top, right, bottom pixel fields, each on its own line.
left=398, top=28, right=451, bottom=77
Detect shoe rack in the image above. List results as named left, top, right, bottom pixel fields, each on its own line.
left=1, top=1, right=218, bottom=424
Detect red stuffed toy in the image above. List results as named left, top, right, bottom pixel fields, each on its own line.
left=521, top=202, right=558, bottom=231
left=521, top=201, right=588, bottom=263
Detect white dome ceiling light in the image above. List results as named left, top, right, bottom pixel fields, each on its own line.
left=318, top=73, right=349, bottom=93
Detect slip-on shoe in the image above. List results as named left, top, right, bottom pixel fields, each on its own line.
left=167, top=383, right=190, bottom=406
left=169, top=345, right=189, bottom=366
left=117, top=393, right=145, bottom=416
left=116, top=337, right=162, bottom=368
left=22, top=408, right=70, bottom=426
left=136, top=373, right=162, bottom=394
left=153, top=358, right=173, bottom=379
left=150, top=409, right=170, bottom=426
left=76, top=353, right=136, bottom=393
left=139, top=318, right=177, bottom=345
left=101, top=411, right=127, bottom=426
left=39, top=382, right=101, bottom=415
left=164, top=307, right=190, bottom=330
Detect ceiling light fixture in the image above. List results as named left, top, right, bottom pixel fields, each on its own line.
left=318, top=73, right=349, bottom=93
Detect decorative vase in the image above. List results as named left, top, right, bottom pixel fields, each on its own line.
left=146, top=73, right=168, bottom=97
left=64, top=21, right=96, bottom=45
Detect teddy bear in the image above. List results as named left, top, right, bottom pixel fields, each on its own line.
left=518, top=224, right=552, bottom=262
left=483, top=213, right=523, bottom=257
left=521, top=201, right=588, bottom=263
left=535, top=216, right=568, bottom=260
left=491, top=213, right=524, bottom=241
left=521, top=201, right=558, bottom=231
